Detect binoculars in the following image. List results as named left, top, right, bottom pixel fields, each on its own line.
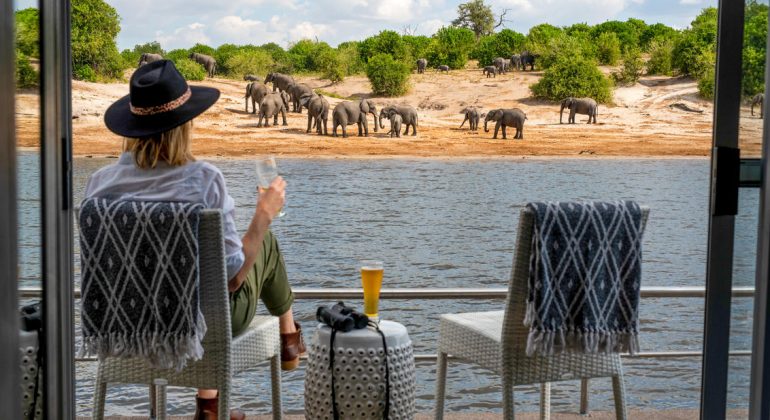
left=316, top=301, right=369, bottom=332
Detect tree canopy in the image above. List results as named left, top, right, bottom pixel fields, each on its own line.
left=452, top=0, right=506, bottom=38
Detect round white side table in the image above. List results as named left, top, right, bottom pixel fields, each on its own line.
left=304, top=320, right=416, bottom=419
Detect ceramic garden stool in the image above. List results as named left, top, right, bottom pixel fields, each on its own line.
left=304, top=320, right=416, bottom=419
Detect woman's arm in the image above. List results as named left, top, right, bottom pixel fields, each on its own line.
left=228, top=176, right=286, bottom=292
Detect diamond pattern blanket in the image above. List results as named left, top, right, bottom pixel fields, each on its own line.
left=78, top=198, right=207, bottom=371
left=523, top=201, right=643, bottom=356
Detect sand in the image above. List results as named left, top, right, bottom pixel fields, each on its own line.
left=14, top=67, right=764, bottom=159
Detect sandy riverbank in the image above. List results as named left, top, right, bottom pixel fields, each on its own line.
left=14, top=67, right=764, bottom=159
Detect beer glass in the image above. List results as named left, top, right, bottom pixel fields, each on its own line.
left=360, top=260, right=384, bottom=321
left=255, top=156, right=285, bottom=218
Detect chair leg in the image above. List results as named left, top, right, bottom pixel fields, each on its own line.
left=580, top=378, right=589, bottom=415
left=612, top=375, right=628, bottom=420
left=92, top=373, right=107, bottom=420
left=502, top=377, right=515, bottom=420
left=270, top=354, right=283, bottom=420
left=219, top=383, right=230, bottom=420
left=434, top=351, right=448, bottom=420
left=149, top=382, right=157, bottom=419
left=539, top=382, right=551, bottom=420
left=153, top=379, right=168, bottom=420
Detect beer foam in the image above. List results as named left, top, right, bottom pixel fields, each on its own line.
left=361, top=266, right=383, bottom=271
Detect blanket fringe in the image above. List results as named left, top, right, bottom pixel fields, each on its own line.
left=79, top=310, right=207, bottom=372
left=525, top=326, right=640, bottom=357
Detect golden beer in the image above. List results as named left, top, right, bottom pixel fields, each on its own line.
left=360, top=261, right=384, bottom=318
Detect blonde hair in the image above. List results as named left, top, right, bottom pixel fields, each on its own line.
left=123, top=121, right=195, bottom=169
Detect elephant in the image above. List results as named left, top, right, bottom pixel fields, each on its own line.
left=257, top=91, right=290, bottom=127
left=138, top=53, right=163, bottom=67
left=243, top=74, right=259, bottom=81
left=300, top=93, right=330, bottom=135
left=387, top=111, right=403, bottom=138
left=264, top=72, right=295, bottom=93
left=493, top=57, right=508, bottom=74
left=378, top=105, right=418, bottom=136
left=417, top=58, right=428, bottom=74
left=189, top=52, right=217, bottom=77
left=437, top=65, right=450, bottom=73
left=520, top=51, right=536, bottom=71
left=460, top=107, right=483, bottom=131
left=287, top=83, right=314, bottom=113
left=483, top=66, right=497, bottom=78
left=752, top=93, right=764, bottom=118
left=332, top=99, right=378, bottom=138
left=560, top=97, right=598, bottom=124
left=510, top=54, right=522, bottom=71
left=484, top=108, right=527, bottom=139
left=245, top=81, right=269, bottom=114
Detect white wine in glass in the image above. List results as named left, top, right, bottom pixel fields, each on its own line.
left=256, top=156, right=285, bottom=218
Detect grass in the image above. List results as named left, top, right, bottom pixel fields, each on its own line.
left=315, top=89, right=358, bottom=100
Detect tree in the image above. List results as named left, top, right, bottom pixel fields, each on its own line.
left=120, top=41, right=164, bottom=69
left=742, top=0, right=768, bottom=96
left=427, top=26, right=476, bottom=69
left=359, top=30, right=409, bottom=63
left=471, top=29, right=526, bottom=67
left=525, top=24, right=563, bottom=56
left=71, top=0, right=124, bottom=80
left=596, top=32, right=621, bottom=66
left=531, top=56, right=613, bottom=103
left=646, top=38, right=675, bottom=75
left=452, top=0, right=508, bottom=38
left=366, top=54, right=410, bottom=96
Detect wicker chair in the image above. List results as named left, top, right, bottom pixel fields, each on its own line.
left=434, top=206, right=649, bottom=420
left=88, top=209, right=283, bottom=420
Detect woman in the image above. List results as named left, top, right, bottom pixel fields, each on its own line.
left=86, top=60, right=304, bottom=420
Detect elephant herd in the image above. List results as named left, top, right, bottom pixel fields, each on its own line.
left=243, top=72, right=419, bottom=138
left=137, top=53, right=218, bottom=78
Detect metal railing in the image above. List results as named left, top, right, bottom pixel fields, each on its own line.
left=20, top=285, right=756, bottom=361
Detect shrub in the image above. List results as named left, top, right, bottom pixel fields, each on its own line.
left=73, top=65, right=96, bottom=82
left=225, top=50, right=274, bottom=79
left=531, top=57, right=613, bottom=103
left=71, top=0, right=124, bottom=80
left=316, top=48, right=345, bottom=83
left=596, top=32, right=621, bottom=66
left=165, top=49, right=190, bottom=63
left=427, top=26, right=475, bottom=69
left=646, top=38, right=674, bottom=75
left=591, top=20, right=640, bottom=52
left=471, top=29, right=527, bottom=67
left=698, top=67, right=715, bottom=99
left=537, top=33, right=595, bottom=70
left=174, top=58, right=206, bottom=81
left=360, top=30, right=409, bottom=63
left=366, top=54, right=410, bottom=97
left=640, top=23, right=678, bottom=51
left=612, top=47, right=644, bottom=86
left=120, top=41, right=165, bottom=68
left=16, top=53, right=38, bottom=88
left=525, top=23, right=563, bottom=56
left=402, top=35, right=434, bottom=67
left=188, top=43, right=216, bottom=57
left=260, top=42, right=293, bottom=73
left=337, top=42, right=367, bottom=75
left=15, top=8, right=39, bottom=58
left=742, top=2, right=768, bottom=97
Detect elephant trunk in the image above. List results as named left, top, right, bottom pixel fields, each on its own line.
left=560, top=103, right=565, bottom=124
left=371, top=111, right=378, bottom=132
left=379, top=113, right=386, bottom=129
left=484, top=118, right=490, bottom=132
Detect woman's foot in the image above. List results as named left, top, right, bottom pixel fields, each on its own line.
left=193, top=396, right=245, bottom=420
left=280, top=321, right=306, bottom=370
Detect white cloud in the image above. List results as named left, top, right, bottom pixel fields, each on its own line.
left=680, top=0, right=701, bottom=4
left=155, top=22, right=211, bottom=50
left=419, top=19, right=446, bottom=36
left=289, top=21, right=334, bottom=42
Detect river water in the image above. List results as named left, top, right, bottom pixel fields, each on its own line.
left=17, top=155, right=758, bottom=416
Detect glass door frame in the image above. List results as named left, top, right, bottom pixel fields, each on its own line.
left=0, top=0, right=22, bottom=417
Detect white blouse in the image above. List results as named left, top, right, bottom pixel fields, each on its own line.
left=84, top=152, right=245, bottom=280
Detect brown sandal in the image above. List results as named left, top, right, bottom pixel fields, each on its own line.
left=280, top=321, right=306, bottom=370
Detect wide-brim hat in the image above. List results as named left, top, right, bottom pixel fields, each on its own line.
left=104, top=59, right=220, bottom=138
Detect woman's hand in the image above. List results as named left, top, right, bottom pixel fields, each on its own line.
left=257, top=176, right=286, bottom=222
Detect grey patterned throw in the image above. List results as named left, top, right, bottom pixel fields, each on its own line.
left=78, top=198, right=207, bottom=371
left=524, top=201, right=643, bottom=356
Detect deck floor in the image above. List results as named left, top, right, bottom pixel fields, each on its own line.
left=77, top=409, right=750, bottom=419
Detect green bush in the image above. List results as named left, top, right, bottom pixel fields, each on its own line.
left=612, top=47, right=644, bottom=86
left=71, top=0, right=124, bottom=80
left=596, top=32, right=621, bottom=66
left=188, top=43, right=216, bottom=57
left=337, top=42, right=367, bottom=75
left=225, top=50, right=274, bottom=79
left=16, top=53, right=38, bottom=88
left=174, top=58, right=206, bottom=81
left=537, top=33, right=595, bottom=70
left=646, top=38, right=674, bottom=75
left=742, top=1, right=768, bottom=96
left=471, top=29, right=527, bottom=67
left=698, top=67, right=715, bottom=99
left=74, top=65, right=96, bottom=82
left=360, top=30, right=409, bottom=63
left=316, top=48, right=345, bottom=83
left=366, top=54, right=410, bottom=96
left=590, top=20, right=640, bottom=52
left=427, top=26, right=475, bottom=69
left=673, top=8, right=717, bottom=77
left=531, top=57, right=613, bottom=103
left=639, top=23, right=678, bottom=51
left=260, top=42, right=293, bottom=73
left=15, top=8, right=39, bottom=58
left=402, top=35, right=434, bottom=67
left=120, top=41, right=165, bottom=68
left=165, top=49, right=190, bottom=63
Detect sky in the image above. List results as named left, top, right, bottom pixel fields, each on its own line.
left=16, top=0, right=720, bottom=51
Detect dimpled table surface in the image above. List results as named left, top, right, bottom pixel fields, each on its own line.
left=304, top=320, right=416, bottom=420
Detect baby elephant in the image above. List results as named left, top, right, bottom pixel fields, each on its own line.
left=560, top=97, right=598, bottom=124
left=482, top=66, right=497, bottom=78
left=460, top=107, right=482, bottom=131
left=243, top=74, right=259, bottom=82
left=437, top=65, right=450, bottom=73
left=484, top=108, right=527, bottom=139
left=387, top=111, right=403, bottom=138
left=257, top=91, right=290, bottom=127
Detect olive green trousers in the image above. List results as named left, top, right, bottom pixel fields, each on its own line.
left=229, top=230, right=294, bottom=337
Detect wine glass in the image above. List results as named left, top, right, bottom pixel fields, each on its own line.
left=255, top=156, right=285, bottom=218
